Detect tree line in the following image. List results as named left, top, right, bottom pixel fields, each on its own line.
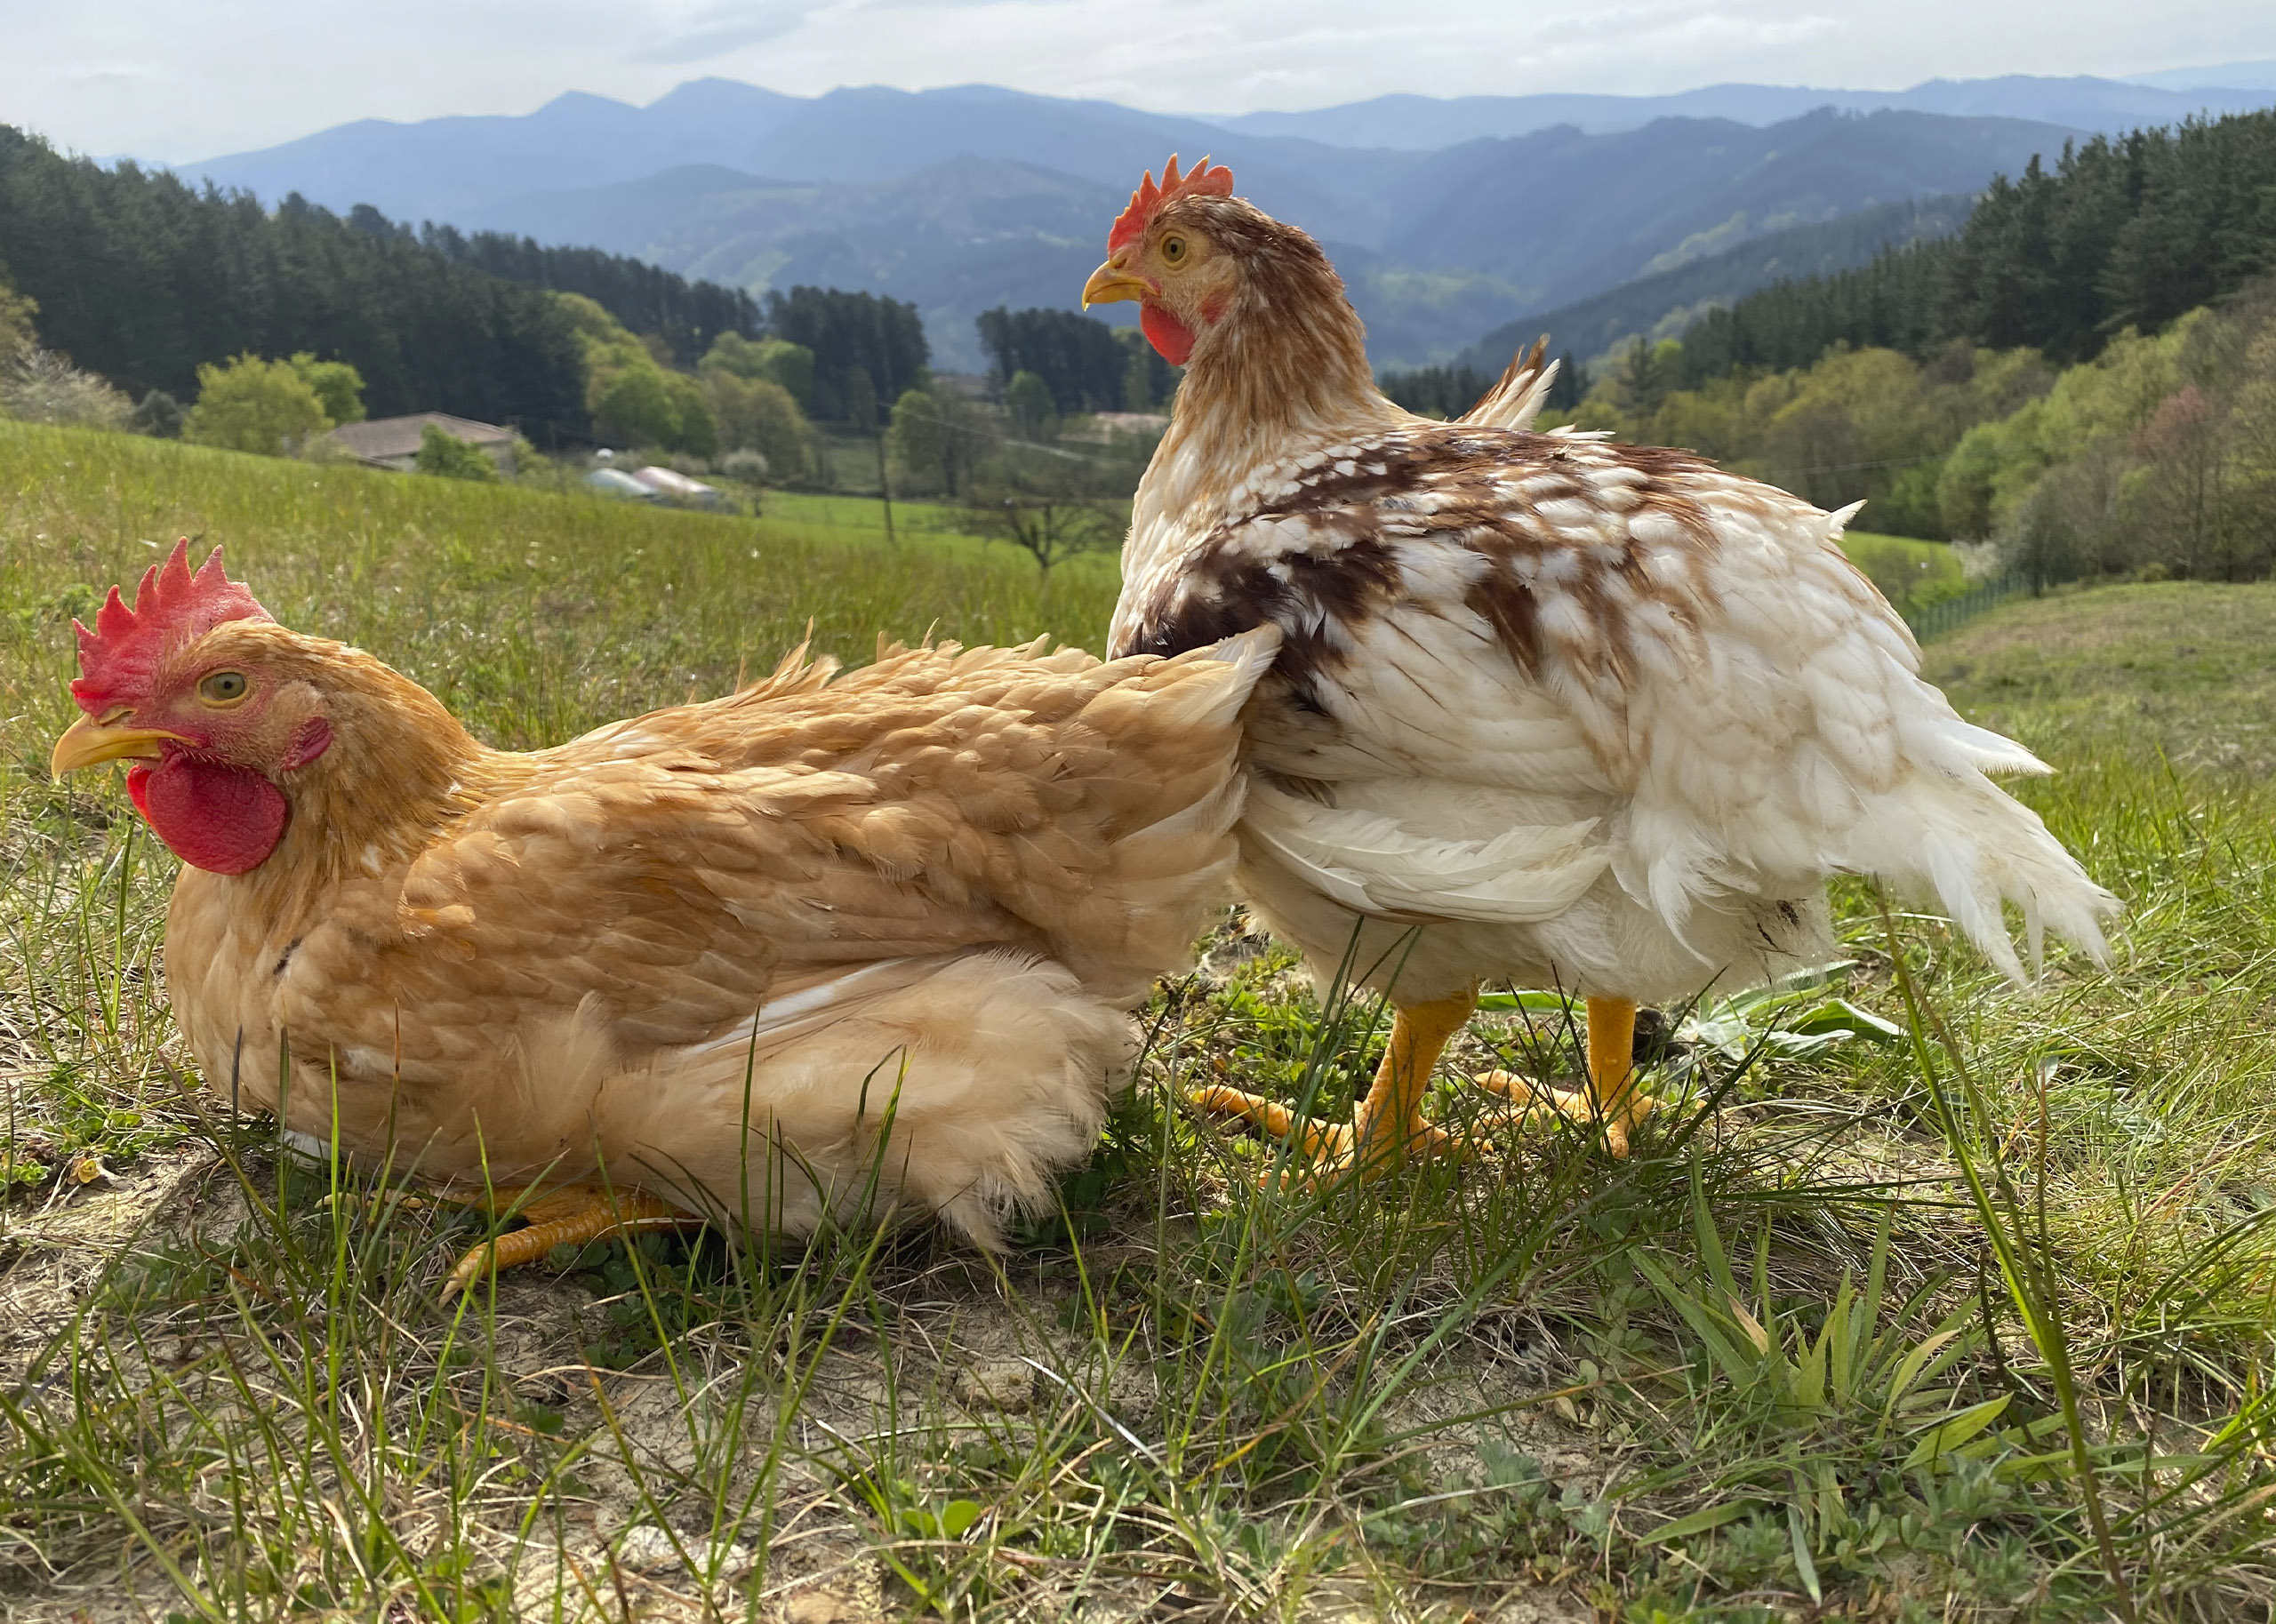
left=382, top=216, right=762, bottom=364
left=0, top=124, right=944, bottom=449
left=0, top=127, right=591, bottom=439
left=974, top=307, right=1177, bottom=415
left=1667, top=108, right=2276, bottom=387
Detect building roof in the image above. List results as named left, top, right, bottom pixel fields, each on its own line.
left=327, top=412, right=515, bottom=463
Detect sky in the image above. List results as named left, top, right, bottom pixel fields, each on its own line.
left=10, top=0, right=2274, bottom=164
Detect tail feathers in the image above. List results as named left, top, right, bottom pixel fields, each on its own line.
left=1458, top=336, right=1558, bottom=432
left=1053, top=627, right=1279, bottom=1001
left=1845, top=775, right=2116, bottom=983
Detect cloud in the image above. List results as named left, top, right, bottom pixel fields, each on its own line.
left=633, top=1, right=828, bottom=62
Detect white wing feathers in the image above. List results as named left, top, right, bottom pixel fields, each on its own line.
left=1241, top=437, right=2109, bottom=983
left=1618, top=490, right=2115, bottom=980
left=1245, top=777, right=1607, bottom=923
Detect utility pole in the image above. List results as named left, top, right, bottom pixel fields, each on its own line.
left=875, top=431, right=895, bottom=544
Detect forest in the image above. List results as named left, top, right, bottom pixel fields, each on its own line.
left=394, top=218, right=762, bottom=364
left=0, top=127, right=589, bottom=439
left=0, top=126, right=926, bottom=453
left=1665, top=108, right=2276, bottom=385
left=1501, top=108, right=2276, bottom=582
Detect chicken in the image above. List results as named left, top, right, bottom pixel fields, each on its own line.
left=1082, top=157, right=2116, bottom=1171
left=52, top=541, right=1275, bottom=1289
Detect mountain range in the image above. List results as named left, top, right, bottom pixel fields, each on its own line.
left=177, top=70, right=2276, bottom=372
left=1209, top=73, right=2276, bottom=149
left=1455, top=194, right=1981, bottom=378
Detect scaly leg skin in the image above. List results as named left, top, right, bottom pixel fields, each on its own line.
left=1189, top=988, right=1481, bottom=1185
left=1477, top=996, right=1657, bottom=1158
left=442, top=1185, right=692, bottom=1299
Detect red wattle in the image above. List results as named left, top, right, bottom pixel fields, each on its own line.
left=1141, top=304, right=1196, bottom=366
left=137, top=755, right=289, bottom=875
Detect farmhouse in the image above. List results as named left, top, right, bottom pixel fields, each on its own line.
left=325, top=412, right=517, bottom=473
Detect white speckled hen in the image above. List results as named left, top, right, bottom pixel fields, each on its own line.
left=1083, top=157, right=2116, bottom=1169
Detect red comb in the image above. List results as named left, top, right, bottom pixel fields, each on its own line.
left=71, top=540, right=271, bottom=715
left=1108, top=155, right=1236, bottom=253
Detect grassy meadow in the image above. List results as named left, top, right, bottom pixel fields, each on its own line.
left=3, top=421, right=2275, bottom=1621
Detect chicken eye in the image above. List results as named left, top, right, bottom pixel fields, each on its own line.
left=1159, top=234, right=1188, bottom=266
left=199, top=670, right=250, bottom=706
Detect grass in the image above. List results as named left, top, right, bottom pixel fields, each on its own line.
left=4, top=423, right=2276, bottom=1620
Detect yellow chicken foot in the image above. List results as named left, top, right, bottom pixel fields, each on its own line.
left=442, top=1185, right=693, bottom=1299
left=1189, top=988, right=1482, bottom=1184
left=1478, top=996, right=1657, bottom=1157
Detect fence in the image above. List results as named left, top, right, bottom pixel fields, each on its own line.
left=1901, top=572, right=2032, bottom=642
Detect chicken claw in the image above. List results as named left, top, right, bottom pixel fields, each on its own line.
left=1477, top=996, right=1657, bottom=1157
left=442, top=1185, right=693, bottom=1299
left=1188, top=988, right=1486, bottom=1186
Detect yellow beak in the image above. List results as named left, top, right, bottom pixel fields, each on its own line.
left=51, top=712, right=188, bottom=777
left=1083, top=260, right=1152, bottom=308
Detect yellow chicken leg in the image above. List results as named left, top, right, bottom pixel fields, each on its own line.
left=1478, top=995, right=1656, bottom=1157
left=1190, top=988, right=1481, bottom=1182
left=442, top=1185, right=693, bottom=1299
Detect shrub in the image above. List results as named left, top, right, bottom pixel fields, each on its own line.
left=183, top=354, right=332, bottom=455
left=128, top=388, right=183, bottom=438
left=413, top=422, right=500, bottom=482
left=0, top=348, right=132, bottom=429
left=289, top=353, right=365, bottom=426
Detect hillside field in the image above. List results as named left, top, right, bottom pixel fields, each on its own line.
left=3, top=425, right=2274, bottom=1620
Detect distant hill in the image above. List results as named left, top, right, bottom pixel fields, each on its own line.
left=1203, top=75, right=2276, bottom=149
left=184, top=81, right=1406, bottom=250
left=476, top=159, right=1124, bottom=372
left=1455, top=195, right=1975, bottom=376
left=2123, top=60, right=2276, bottom=92
left=224, top=85, right=2080, bottom=370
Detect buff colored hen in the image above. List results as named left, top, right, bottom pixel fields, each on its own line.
left=52, top=542, right=1275, bottom=1290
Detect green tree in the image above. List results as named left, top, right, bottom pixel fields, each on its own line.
left=590, top=365, right=677, bottom=447
left=182, top=353, right=332, bottom=455
left=701, top=332, right=816, bottom=409
left=2224, top=322, right=2276, bottom=564
left=562, top=292, right=713, bottom=454
left=845, top=368, right=879, bottom=435
left=289, top=352, right=365, bottom=425
left=1004, top=370, right=1055, bottom=438
left=703, top=368, right=815, bottom=484
left=975, top=307, right=1130, bottom=412
left=763, top=287, right=926, bottom=421
left=886, top=387, right=992, bottom=496
left=413, top=422, right=500, bottom=481
left=0, top=130, right=589, bottom=437
left=662, top=371, right=717, bottom=459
